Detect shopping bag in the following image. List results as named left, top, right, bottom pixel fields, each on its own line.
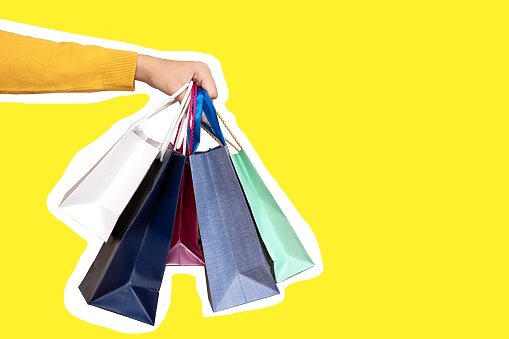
left=210, top=113, right=314, bottom=282
left=78, top=84, right=193, bottom=324
left=79, top=150, right=185, bottom=324
left=166, top=158, right=204, bottom=266
left=167, top=86, right=205, bottom=266
left=200, top=125, right=275, bottom=277
left=230, top=149, right=314, bottom=281
left=59, top=83, right=190, bottom=241
left=189, top=87, right=279, bottom=312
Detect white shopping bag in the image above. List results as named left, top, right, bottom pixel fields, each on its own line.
left=59, top=82, right=193, bottom=241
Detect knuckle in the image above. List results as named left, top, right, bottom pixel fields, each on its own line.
left=194, top=61, right=209, bottom=71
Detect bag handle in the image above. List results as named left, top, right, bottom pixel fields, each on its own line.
left=171, top=91, right=190, bottom=151
left=214, top=109, right=242, bottom=150
left=187, top=84, right=198, bottom=155
left=183, top=84, right=198, bottom=155
left=172, top=114, right=186, bottom=152
left=171, top=83, right=198, bottom=155
left=189, top=87, right=226, bottom=154
left=181, top=97, right=192, bottom=155
left=127, top=82, right=190, bottom=131
left=159, top=81, right=194, bottom=160
left=194, top=90, right=242, bottom=152
left=201, top=121, right=240, bottom=152
left=174, top=86, right=194, bottom=155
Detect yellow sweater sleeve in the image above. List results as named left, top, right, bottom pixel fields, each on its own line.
left=0, top=30, right=138, bottom=94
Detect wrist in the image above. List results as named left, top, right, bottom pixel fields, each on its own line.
left=134, top=54, right=152, bottom=84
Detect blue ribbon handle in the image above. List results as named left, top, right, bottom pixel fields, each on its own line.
left=189, top=87, right=226, bottom=154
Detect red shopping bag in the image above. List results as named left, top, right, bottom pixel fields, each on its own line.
left=167, top=84, right=205, bottom=266
left=166, top=157, right=205, bottom=266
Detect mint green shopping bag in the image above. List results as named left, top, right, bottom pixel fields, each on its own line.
left=203, top=113, right=314, bottom=283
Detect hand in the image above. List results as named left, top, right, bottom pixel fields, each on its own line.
left=134, top=54, right=218, bottom=103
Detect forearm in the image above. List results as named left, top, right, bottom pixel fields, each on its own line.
left=0, top=30, right=138, bottom=94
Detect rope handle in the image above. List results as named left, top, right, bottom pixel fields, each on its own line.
left=214, top=109, right=242, bottom=150
left=201, top=123, right=231, bottom=154
left=181, top=84, right=197, bottom=155
left=201, top=122, right=239, bottom=152
left=188, top=84, right=198, bottom=155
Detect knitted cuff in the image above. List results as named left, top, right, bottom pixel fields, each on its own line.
left=103, top=49, right=138, bottom=91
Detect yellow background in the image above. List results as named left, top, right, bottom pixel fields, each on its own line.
left=1, top=1, right=508, bottom=338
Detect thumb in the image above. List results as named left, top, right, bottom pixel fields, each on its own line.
left=192, top=62, right=218, bottom=100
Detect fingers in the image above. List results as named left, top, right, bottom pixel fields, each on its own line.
left=192, top=62, right=218, bottom=100
left=139, top=58, right=218, bottom=103
left=201, top=113, right=209, bottom=124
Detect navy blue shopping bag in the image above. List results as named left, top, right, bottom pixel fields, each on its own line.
left=189, top=87, right=279, bottom=312
left=79, top=149, right=185, bottom=325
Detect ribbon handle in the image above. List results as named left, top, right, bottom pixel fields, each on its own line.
left=188, top=87, right=226, bottom=154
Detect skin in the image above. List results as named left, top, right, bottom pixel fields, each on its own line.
left=134, top=54, right=218, bottom=103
